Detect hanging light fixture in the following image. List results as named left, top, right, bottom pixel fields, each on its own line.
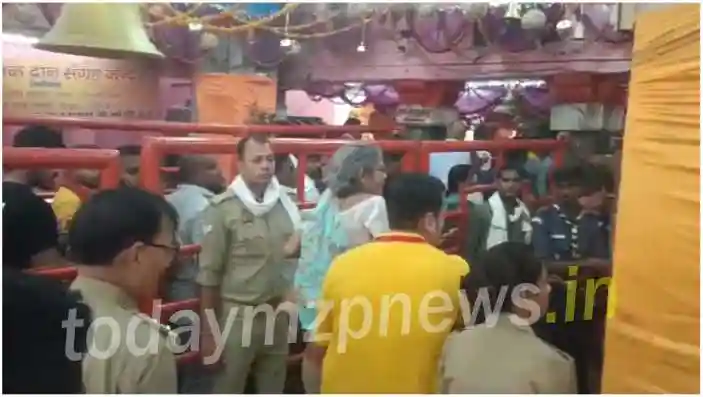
left=279, top=8, right=298, bottom=49
left=357, top=19, right=367, bottom=53
left=188, top=20, right=203, bottom=32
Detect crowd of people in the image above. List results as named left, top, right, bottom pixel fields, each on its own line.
left=3, top=123, right=613, bottom=394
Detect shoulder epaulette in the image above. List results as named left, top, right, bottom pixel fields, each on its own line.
left=135, top=313, right=178, bottom=342
left=210, top=189, right=235, bottom=205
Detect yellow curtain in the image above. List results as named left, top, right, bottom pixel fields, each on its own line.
left=602, top=4, right=700, bottom=393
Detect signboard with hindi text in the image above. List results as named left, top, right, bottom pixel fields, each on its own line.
left=2, top=42, right=160, bottom=120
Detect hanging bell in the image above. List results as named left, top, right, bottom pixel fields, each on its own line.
left=504, top=3, right=521, bottom=20
left=35, top=3, right=164, bottom=59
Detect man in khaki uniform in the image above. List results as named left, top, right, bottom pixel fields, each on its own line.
left=198, top=134, right=300, bottom=394
left=439, top=314, right=577, bottom=393
left=66, top=187, right=180, bottom=393
left=439, top=242, right=577, bottom=394
left=73, top=277, right=178, bottom=393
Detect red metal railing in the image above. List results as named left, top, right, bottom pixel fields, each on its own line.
left=423, top=139, right=567, bottom=253
left=4, top=115, right=571, bottom=368
left=139, top=136, right=421, bottom=208
left=3, top=115, right=400, bottom=139
left=2, top=147, right=122, bottom=194
left=417, top=139, right=567, bottom=173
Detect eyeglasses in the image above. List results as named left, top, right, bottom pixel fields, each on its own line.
left=144, top=242, right=180, bottom=257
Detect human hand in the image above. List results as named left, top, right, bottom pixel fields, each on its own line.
left=440, top=227, right=459, bottom=244
left=284, top=232, right=301, bottom=257
left=200, top=331, right=223, bottom=368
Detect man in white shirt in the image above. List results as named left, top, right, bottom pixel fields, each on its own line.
left=277, top=154, right=321, bottom=204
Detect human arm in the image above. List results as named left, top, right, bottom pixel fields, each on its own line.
left=196, top=206, right=230, bottom=339
left=362, top=195, right=390, bottom=238
left=531, top=212, right=552, bottom=260
left=462, top=203, right=488, bottom=265
left=4, top=184, right=65, bottom=269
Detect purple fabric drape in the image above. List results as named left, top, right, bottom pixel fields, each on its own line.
left=454, top=87, right=508, bottom=114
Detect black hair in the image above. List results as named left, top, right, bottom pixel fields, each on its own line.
left=473, top=124, right=495, bottom=141
left=236, top=133, right=270, bottom=158
left=67, top=187, right=178, bottom=266
left=426, top=125, right=447, bottom=141
left=552, top=165, right=583, bottom=186
left=176, top=155, right=210, bottom=183
left=117, top=145, right=141, bottom=157
left=274, top=153, right=293, bottom=173
left=462, top=242, right=544, bottom=316
left=344, top=118, right=361, bottom=126
left=580, top=163, right=614, bottom=194
left=13, top=125, right=65, bottom=148
left=3, top=268, right=91, bottom=393
left=383, top=173, right=445, bottom=230
left=496, top=164, right=524, bottom=180
left=447, top=164, right=471, bottom=196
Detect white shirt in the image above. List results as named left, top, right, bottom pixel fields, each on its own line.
left=337, top=195, right=389, bottom=247
left=281, top=176, right=321, bottom=204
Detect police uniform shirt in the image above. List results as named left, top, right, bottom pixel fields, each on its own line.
left=196, top=190, right=296, bottom=305
left=71, top=276, right=177, bottom=394
left=3, top=181, right=59, bottom=269
left=531, top=204, right=611, bottom=261
left=439, top=313, right=577, bottom=394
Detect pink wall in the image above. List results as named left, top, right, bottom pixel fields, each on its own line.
left=285, top=90, right=337, bottom=124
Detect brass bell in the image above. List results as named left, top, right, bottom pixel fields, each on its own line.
left=34, top=3, right=164, bottom=59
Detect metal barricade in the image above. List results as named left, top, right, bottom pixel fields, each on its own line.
left=418, top=139, right=568, bottom=253
left=139, top=136, right=420, bottom=208
left=2, top=147, right=122, bottom=194
left=3, top=115, right=399, bottom=139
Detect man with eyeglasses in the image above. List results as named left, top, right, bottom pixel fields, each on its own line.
left=463, top=165, right=532, bottom=265
left=67, top=187, right=180, bottom=393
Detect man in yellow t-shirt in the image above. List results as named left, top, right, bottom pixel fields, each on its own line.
left=314, top=173, right=469, bottom=394
left=52, top=168, right=101, bottom=233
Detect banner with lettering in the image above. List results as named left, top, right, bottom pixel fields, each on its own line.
left=194, top=73, right=277, bottom=180
left=195, top=73, right=277, bottom=125
left=3, top=42, right=160, bottom=120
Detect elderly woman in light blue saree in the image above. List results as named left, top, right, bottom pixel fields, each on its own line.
left=294, top=142, right=389, bottom=393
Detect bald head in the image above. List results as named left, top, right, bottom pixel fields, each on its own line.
left=177, top=155, right=225, bottom=193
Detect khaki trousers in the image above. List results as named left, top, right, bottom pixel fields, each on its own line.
left=213, top=301, right=290, bottom=394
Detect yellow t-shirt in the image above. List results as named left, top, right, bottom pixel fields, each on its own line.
left=317, top=232, right=469, bottom=394
left=52, top=186, right=81, bottom=233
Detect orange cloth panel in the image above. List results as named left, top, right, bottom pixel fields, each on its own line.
left=194, top=73, right=277, bottom=181
left=602, top=4, right=700, bottom=393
